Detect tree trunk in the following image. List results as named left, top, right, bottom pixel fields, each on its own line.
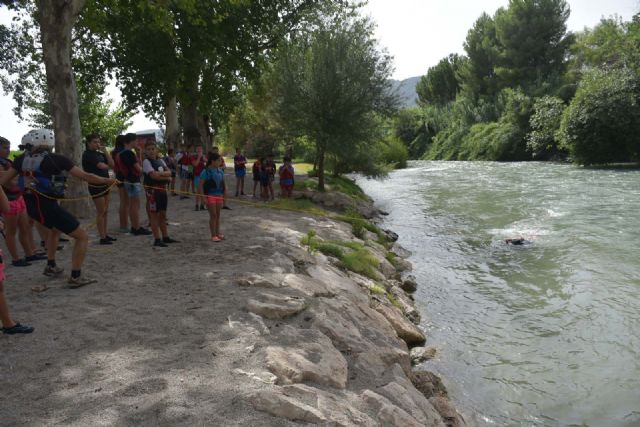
left=317, top=144, right=326, bottom=192
left=37, top=0, right=90, bottom=218
left=164, top=96, right=180, bottom=151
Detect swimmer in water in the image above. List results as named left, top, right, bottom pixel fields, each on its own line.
left=505, top=237, right=531, bottom=245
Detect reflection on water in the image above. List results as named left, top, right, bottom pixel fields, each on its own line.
left=357, top=161, right=640, bottom=427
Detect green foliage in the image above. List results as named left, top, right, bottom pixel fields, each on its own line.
left=561, top=68, right=640, bottom=165
left=325, top=176, right=368, bottom=200
left=527, top=96, right=567, bottom=160
left=316, top=242, right=345, bottom=259
left=378, top=136, right=408, bottom=169
left=494, top=0, right=571, bottom=92
left=339, top=248, right=380, bottom=280
left=458, top=121, right=522, bottom=161
left=369, top=284, right=386, bottom=295
left=416, top=54, right=463, bottom=106
left=269, top=11, right=396, bottom=190
left=386, top=292, right=402, bottom=309
left=459, top=12, right=501, bottom=100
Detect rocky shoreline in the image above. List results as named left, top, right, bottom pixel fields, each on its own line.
left=241, top=188, right=467, bottom=426
left=1, top=176, right=467, bottom=426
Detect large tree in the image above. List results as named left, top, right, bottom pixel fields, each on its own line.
left=416, top=54, right=464, bottom=106
left=494, top=0, right=571, bottom=91
left=87, top=0, right=330, bottom=148
left=270, top=14, right=396, bottom=190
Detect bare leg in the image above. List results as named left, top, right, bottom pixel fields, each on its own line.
left=159, top=211, right=168, bottom=238
left=103, top=194, right=110, bottom=236
left=208, top=204, right=216, bottom=237
left=3, top=216, right=21, bottom=261
left=17, top=212, right=37, bottom=256
left=93, top=196, right=107, bottom=239
left=129, top=195, right=140, bottom=230
left=214, top=203, right=222, bottom=236
left=47, top=229, right=60, bottom=262
left=67, top=226, right=89, bottom=271
left=149, top=211, right=160, bottom=239
left=0, top=281, right=16, bottom=328
left=118, top=186, right=129, bottom=229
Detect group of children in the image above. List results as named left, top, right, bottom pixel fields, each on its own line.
left=0, top=129, right=298, bottom=335
left=252, top=154, right=295, bottom=201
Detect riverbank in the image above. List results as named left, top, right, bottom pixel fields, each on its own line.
left=1, top=173, right=464, bottom=426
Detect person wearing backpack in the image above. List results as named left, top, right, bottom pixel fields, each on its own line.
left=0, top=129, right=117, bottom=287
left=199, top=153, right=226, bottom=242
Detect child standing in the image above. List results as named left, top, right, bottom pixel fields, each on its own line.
left=265, top=154, right=277, bottom=201
left=192, top=146, right=207, bottom=210
left=199, top=153, right=226, bottom=242
left=142, top=142, right=179, bottom=247
left=252, top=158, right=261, bottom=198
left=163, top=148, right=177, bottom=196
left=0, top=181, right=34, bottom=334
left=278, top=156, right=295, bottom=198
left=233, top=147, right=247, bottom=197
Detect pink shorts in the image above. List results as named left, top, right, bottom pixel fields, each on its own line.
left=206, top=195, right=224, bottom=205
left=5, top=196, right=26, bottom=217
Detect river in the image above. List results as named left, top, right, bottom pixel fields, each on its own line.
left=356, top=161, right=640, bottom=427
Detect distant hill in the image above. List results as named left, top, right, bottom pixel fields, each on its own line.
left=390, top=76, right=421, bottom=109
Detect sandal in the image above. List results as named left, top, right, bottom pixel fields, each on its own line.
left=2, top=322, right=34, bottom=335
left=211, top=236, right=221, bottom=242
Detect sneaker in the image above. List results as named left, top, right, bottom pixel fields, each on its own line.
left=211, top=236, right=222, bottom=242
left=223, top=205, right=232, bottom=210
left=43, top=265, right=64, bottom=277
left=2, top=322, right=34, bottom=335
left=25, top=254, right=47, bottom=262
left=67, top=275, right=97, bottom=288
left=11, top=259, right=32, bottom=267
left=153, top=240, right=168, bottom=247
left=105, top=235, right=117, bottom=242
left=132, top=227, right=152, bottom=236
left=217, top=234, right=225, bottom=240
left=162, top=237, right=179, bottom=244
left=99, top=238, right=113, bottom=245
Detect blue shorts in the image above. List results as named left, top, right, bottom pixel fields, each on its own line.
left=235, top=169, right=246, bottom=178
left=124, top=182, right=142, bottom=198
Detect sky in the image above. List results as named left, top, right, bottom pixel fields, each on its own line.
left=1, top=0, right=638, bottom=146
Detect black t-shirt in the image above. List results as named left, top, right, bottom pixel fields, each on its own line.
left=13, top=152, right=75, bottom=176
left=82, top=149, right=109, bottom=178
left=119, top=149, right=140, bottom=182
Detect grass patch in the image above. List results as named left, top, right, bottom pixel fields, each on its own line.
left=294, top=179, right=317, bottom=191
left=316, top=242, right=345, bottom=259
left=387, top=292, right=402, bottom=309
left=370, top=283, right=386, bottom=295
left=325, top=175, right=368, bottom=200
left=385, top=251, right=401, bottom=268
left=267, top=198, right=327, bottom=217
left=301, top=231, right=380, bottom=279
left=339, top=248, right=380, bottom=280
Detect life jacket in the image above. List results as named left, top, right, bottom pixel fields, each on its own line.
left=202, top=168, right=225, bottom=195
left=279, top=164, right=294, bottom=186
left=18, top=152, right=67, bottom=197
left=0, top=157, right=21, bottom=201
left=143, top=158, right=167, bottom=189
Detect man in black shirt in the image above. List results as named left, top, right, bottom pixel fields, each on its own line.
left=0, top=129, right=116, bottom=287
left=118, top=133, right=151, bottom=235
left=82, top=134, right=116, bottom=245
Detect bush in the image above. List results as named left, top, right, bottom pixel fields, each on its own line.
left=340, top=248, right=380, bottom=280
left=561, top=68, right=640, bottom=165
left=459, top=121, right=523, bottom=161
left=527, top=96, right=567, bottom=160
left=423, top=125, right=470, bottom=160
left=378, top=136, right=408, bottom=169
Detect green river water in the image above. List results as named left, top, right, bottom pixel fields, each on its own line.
left=356, top=161, right=640, bottom=427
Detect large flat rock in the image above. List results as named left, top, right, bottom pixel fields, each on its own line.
left=265, top=326, right=348, bottom=389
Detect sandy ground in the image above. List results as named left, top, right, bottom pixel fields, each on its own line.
left=1, top=174, right=323, bottom=426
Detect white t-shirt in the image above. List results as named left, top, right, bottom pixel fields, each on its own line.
left=142, top=158, right=167, bottom=174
